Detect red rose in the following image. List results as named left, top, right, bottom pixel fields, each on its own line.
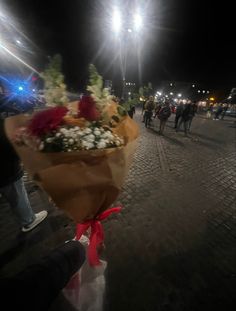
left=78, top=96, right=100, bottom=121
left=28, top=106, right=68, bottom=137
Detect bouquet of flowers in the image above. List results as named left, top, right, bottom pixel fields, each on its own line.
left=5, top=65, right=139, bottom=265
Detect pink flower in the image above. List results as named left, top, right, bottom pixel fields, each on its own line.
left=78, top=96, right=100, bottom=121
left=28, top=106, right=68, bottom=137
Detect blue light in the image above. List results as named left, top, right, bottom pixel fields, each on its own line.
left=0, top=76, right=34, bottom=99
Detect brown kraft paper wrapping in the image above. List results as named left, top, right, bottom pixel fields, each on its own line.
left=5, top=114, right=139, bottom=223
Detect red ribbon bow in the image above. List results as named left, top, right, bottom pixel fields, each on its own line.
left=76, top=207, right=122, bottom=266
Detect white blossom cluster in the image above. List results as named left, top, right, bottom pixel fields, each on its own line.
left=39, top=126, right=124, bottom=152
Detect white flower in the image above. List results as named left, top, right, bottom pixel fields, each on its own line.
left=39, top=142, right=44, bottom=150
left=94, top=130, right=101, bottom=136
left=64, top=132, right=71, bottom=138
left=87, top=134, right=95, bottom=141
left=56, top=132, right=62, bottom=137
left=76, top=130, right=83, bottom=136
left=101, top=131, right=113, bottom=139
left=46, top=137, right=53, bottom=143
left=68, top=138, right=74, bottom=145
left=86, top=142, right=95, bottom=149
left=81, top=140, right=94, bottom=150
left=60, top=128, right=67, bottom=133
left=81, top=140, right=89, bottom=148
left=97, top=141, right=107, bottom=149
left=74, top=126, right=80, bottom=131
left=84, top=128, right=92, bottom=134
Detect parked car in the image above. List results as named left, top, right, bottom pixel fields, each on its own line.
left=225, top=109, right=236, bottom=117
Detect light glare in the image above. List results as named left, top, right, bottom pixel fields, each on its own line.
left=133, top=13, right=142, bottom=31
left=112, top=9, right=122, bottom=33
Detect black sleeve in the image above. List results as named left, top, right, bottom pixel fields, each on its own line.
left=0, top=241, right=85, bottom=311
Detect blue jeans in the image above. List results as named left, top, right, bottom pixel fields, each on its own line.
left=0, top=178, right=35, bottom=226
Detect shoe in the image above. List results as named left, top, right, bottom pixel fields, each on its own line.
left=22, top=211, right=48, bottom=232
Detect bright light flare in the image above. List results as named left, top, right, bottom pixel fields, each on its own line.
left=112, top=9, right=122, bottom=33
left=0, top=41, right=40, bottom=74
left=133, top=13, right=143, bottom=31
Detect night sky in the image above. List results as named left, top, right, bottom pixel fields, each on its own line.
left=1, top=0, right=235, bottom=93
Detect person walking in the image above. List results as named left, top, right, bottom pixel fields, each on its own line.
left=221, top=104, right=228, bottom=120
left=127, top=97, right=136, bottom=119
left=154, top=102, right=162, bottom=119
left=213, top=104, right=223, bottom=120
left=188, top=101, right=197, bottom=132
left=158, top=101, right=171, bottom=135
left=128, top=104, right=135, bottom=118
left=206, top=104, right=214, bottom=119
left=0, top=118, right=48, bottom=232
left=176, top=102, right=192, bottom=136
left=174, top=101, right=184, bottom=129
left=143, top=96, right=155, bottom=128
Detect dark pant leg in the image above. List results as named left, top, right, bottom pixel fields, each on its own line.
left=188, top=117, right=193, bottom=131
left=177, top=117, right=184, bottom=131
left=174, top=115, right=181, bottom=128
left=184, top=120, right=189, bottom=135
left=145, top=111, right=151, bottom=127
left=160, top=119, right=166, bottom=133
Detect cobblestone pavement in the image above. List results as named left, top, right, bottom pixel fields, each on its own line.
left=0, top=110, right=235, bottom=311
left=103, top=111, right=236, bottom=311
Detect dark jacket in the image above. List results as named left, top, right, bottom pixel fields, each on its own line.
left=158, top=105, right=171, bottom=120
left=0, top=118, right=23, bottom=187
left=181, top=104, right=192, bottom=121
left=176, top=104, right=184, bottom=117
left=145, top=100, right=155, bottom=112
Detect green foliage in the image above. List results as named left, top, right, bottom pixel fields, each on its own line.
left=117, top=105, right=127, bottom=116
left=41, top=54, right=68, bottom=106
left=123, top=97, right=137, bottom=112
left=139, top=82, right=153, bottom=99
left=139, top=87, right=144, bottom=97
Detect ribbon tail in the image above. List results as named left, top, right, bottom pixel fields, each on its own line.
left=98, top=206, right=122, bottom=221
left=88, top=222, right=103, bottom=266
left=76, top=223, right=91, bottom=240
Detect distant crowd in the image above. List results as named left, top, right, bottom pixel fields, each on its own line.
left=141, top=96, right=198, bottom=136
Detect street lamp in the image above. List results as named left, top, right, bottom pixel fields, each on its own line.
left=110, top=7, right=144, bottom=98
left=133, top=13, right=143, bottom=32
left=178, top=93, right=182, bottom=97
left=112, top=9, right=122, bottom=33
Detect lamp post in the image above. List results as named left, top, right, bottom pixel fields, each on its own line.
left=111, top=8, right=143, bottom=99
